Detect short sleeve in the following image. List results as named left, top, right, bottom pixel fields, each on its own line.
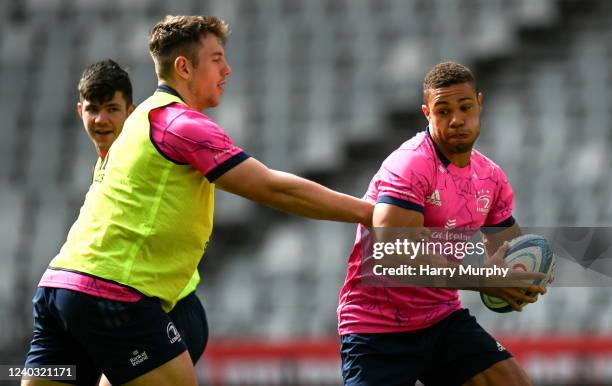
left=483, top=166, right=515, bottom=226
left=150, top=107, right=249, bottom=182
left=375, top=149, right=433, bottom=213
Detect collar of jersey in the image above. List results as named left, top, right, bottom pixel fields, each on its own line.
left=425, top=126, right=451, bottom=167
left=156, top=85, right=187, bottom=104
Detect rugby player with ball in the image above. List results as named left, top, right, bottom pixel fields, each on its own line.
left=338, top=62, right=553, bottom=386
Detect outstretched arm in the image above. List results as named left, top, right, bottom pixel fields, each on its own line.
left=215, top=157, right=373, bottom=226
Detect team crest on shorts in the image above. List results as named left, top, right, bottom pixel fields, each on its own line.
left=167, top=322, right=182, bottom=344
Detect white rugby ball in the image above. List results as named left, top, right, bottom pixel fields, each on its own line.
left=480, top=234, right=555, bottom=313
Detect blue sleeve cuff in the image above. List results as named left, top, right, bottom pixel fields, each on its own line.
left=206, top=151, right=250, bottom=182
left=481, top=216, right=516, bottom=234
left=376, top=196, right=424, bottom=213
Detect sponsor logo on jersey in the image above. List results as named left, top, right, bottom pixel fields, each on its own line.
left=444, top=218, right=456, bottom=229
left=426, top=190, right=442, bottom=206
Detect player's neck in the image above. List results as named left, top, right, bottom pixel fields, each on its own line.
left=97, top=147, right=107, bottom=160
left=430, top=135, right=471, bottom=168
left=444, top=151, right=471, bottom=168
left=158, top=81, right=207, bottom=112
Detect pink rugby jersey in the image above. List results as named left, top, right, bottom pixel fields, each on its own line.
left=39, top=86, right=247, bottom=301
left=337, top=129, right=514, bottom=334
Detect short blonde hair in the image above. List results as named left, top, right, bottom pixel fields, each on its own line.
left=149, top=15, right=230, bottom=80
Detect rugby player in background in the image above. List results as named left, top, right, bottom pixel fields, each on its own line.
left=76, top=59, right=209, bottom=385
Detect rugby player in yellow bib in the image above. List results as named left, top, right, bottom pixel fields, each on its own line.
left=74, top=59, right=211, bottom=386
left=23, top=16, right=373, bottom=386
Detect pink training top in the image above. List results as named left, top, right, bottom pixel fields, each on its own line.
left=148, top=87, right=246, bottom=177
left=337, top=129, right=514, bottom=334
left=40, top=86, right=248, bottom=301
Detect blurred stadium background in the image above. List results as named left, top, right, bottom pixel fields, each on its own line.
left=1, top=0, right=612, bottom=384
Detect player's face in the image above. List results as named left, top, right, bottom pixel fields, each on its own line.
left=77, top=91, right=134, bottom=159
left=421, top=83, right=483, bottom=154
left=188, top=34, right=232, bottom=111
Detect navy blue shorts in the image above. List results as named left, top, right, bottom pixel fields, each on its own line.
left=24, top=287, right=208, bottom=385
left=340, top=309, right=512, bottom=386
left=168, top=291, right=208, bottom=364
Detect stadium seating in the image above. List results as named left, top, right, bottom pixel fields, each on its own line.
left=1, top=2, right=611, bottom=383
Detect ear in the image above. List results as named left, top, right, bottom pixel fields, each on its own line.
left=421, top=104, right=430, bottom=120
left=77, top=101, right=83, bottom=118
left=127, top=104, right=136, bottom=116
left=174, top=56, right=191, bottom=80
left=477, top=92, right=483, bottom=109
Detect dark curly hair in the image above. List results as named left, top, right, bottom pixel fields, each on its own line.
left=78, top=59, right=132, bottom=105
left=423, top=62, right=477, bottom=102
